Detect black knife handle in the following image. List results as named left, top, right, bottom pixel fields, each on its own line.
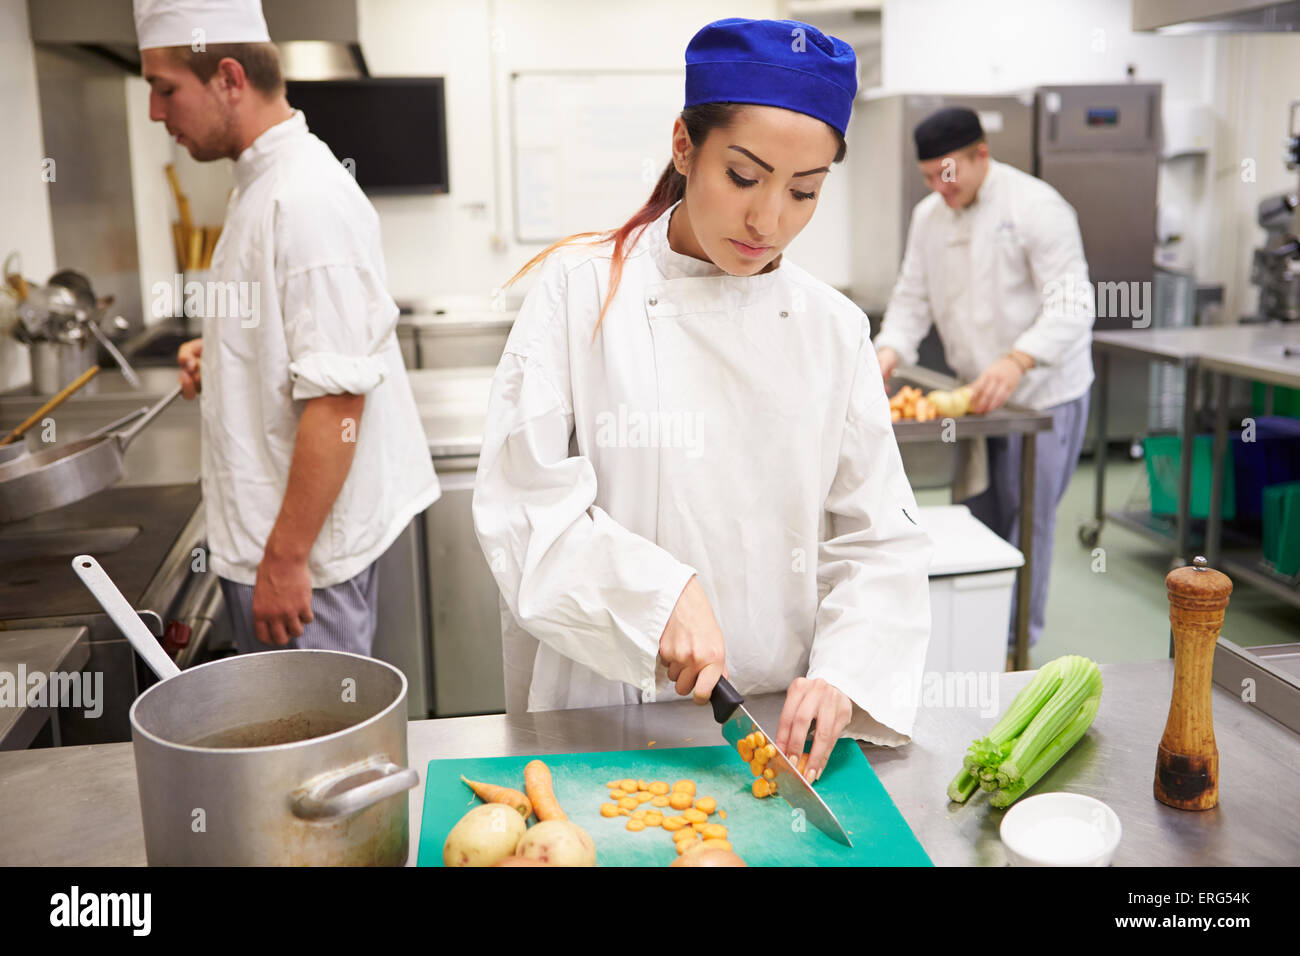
left=710, top=676, right=744, bottom=724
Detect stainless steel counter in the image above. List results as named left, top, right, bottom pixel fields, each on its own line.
left=1, top=658, right=1293, bottom=866
left=1093, top=323, right=1300, bottom=368
left=1088, top=323, right=1300, bottom=599
left=408, top=366, right=496, bottom=460
left=0, top=627, right=90, bottom=750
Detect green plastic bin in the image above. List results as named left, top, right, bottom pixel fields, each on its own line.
left=1252, top=382, right=1300, bottom=418
left=1263, top=481, right=1300, bottom=577
left=1143, top=434, right=1236, bottom=521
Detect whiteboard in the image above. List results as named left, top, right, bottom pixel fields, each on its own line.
left=511, top=71, right=683, bottom=243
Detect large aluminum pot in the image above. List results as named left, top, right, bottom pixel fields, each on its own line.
left=129, top=649, right=417, bottom=866
left=29, top=339, right=96, bottom=395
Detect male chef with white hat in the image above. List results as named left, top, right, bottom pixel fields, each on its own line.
left=874, top=107, right=1096, bottom=659
left=135, top=0, right=439, bottom=653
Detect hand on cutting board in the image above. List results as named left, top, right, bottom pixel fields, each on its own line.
left=968, top=355, right=1025, bottom=414
left=774, top=677, right=853, bottom=784
left=658, top=575, right=728, bottom=704
left=177, top=338, right=203, bottom=399
left=252, top=552, right=314, bottom=645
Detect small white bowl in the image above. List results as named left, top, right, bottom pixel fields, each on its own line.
left=999, top=792, right=1121, bottom=866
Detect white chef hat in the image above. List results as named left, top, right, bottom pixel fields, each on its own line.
left=134, top=0, right=271, bottom=51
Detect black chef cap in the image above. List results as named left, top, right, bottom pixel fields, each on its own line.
left=914, top=106, right=984, bottom=161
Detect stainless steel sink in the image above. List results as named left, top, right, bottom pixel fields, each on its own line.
left=0, top=526, right=140, bottom=563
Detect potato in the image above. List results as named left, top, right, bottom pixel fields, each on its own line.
left=670, top=846, right=747, bottom=867
left=515, top=820, right=597, bottom=867
left=443, top=803, right=527, bottom=867
left=493, top=856, right=553, bottom=867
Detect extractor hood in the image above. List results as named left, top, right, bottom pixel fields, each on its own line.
left=27, top=0, right=370, bottom=79
left=1133, top=0, right=1300, bottom=32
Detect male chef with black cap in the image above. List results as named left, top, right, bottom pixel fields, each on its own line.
left=873, top=106, right=1096, bottom=660
left=135, top=0, right=439, bottom=654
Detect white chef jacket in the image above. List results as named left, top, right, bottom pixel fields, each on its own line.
left=203, top=111, right=439, bottom=587
left=472, top=203, right=933, bottom=746
left=874, top=160, right=1096, bottom=410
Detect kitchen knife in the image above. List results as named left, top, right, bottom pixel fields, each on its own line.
left=709, top=676, right=853, bottom=848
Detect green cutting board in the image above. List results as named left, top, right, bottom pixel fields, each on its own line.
left=418, top=739, right=931, bottom=867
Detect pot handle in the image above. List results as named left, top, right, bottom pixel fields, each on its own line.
left=292, top=757, right=419, bottom=821
left=114, top=383, right=183, bottom=451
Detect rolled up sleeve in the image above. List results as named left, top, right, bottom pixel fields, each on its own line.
left=274, top=193, right=399, bottom=400
left=282, top=264, right=394, bottom=399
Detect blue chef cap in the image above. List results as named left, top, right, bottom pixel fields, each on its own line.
left=684, top=18, right=858, bottom=138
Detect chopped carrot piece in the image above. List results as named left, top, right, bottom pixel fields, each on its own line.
left=694, top=797, right=717, bottom=814
left=669, top=791, right=693, bottom=810
left=600, top=803, right=620, bottom=817
left=683, top=808, right=707, bottom=823
left=626, top=819, right=646, bottom=832
left=649, top=781, right=670, bottom=795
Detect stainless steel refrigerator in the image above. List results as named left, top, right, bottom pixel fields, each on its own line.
left=1036, top=83, right=1163, bottom=453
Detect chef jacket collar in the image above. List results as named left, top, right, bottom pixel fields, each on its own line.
left=234, top=110, right=308, bottom=190
left=951, top=158, right=1001, bottom=218
left=644, top=201, right=783, bottom=293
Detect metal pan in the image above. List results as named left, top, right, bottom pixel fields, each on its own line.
left=0, top=384, right=181, bottom=523
left=73, top=555, right=418, bottom=866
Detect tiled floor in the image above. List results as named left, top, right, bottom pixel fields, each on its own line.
left=915, top=454, right=1299, bottom=670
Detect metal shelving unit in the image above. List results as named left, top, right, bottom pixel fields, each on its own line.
left=1088, top=324, right=1300, bottom=615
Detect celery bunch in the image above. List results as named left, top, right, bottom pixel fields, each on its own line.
left=947, top=655, right=1102, bottom=808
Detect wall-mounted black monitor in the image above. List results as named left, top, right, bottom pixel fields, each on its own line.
left=286, top=78, right=449, bottom=194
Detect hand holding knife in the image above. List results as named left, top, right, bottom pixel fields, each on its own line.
left=709, top=675, right=853, bottom=847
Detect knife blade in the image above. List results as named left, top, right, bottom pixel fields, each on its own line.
left=709, top=677, right=852, bottom=848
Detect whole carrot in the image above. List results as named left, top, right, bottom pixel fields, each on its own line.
left=523, top=759, right=566, bottom=821
left=461, top=775, right=533, bottom=818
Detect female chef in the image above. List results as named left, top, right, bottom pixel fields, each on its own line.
left=472, top=18, right=931, bottom=780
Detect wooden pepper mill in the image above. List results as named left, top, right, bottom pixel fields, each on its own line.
left=1154, top=556, right=1233, bottom=810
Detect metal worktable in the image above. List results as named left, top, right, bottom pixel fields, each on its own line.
left=0, top=657, right=1293, bottom=866
left=1202, top=335, right=1300, bottom=608
left=893, top=366, right=1054, bottom=671
left=0, top=627, right=90, bottom=750
left=1090, top=325, right=1300, bottom=613
left=1089, top=324, right=1300, bottom=567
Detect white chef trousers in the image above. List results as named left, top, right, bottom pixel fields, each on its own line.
left=960, top=391, right=1090, bottom=648
left=218, top=560, right=380, bottom=656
